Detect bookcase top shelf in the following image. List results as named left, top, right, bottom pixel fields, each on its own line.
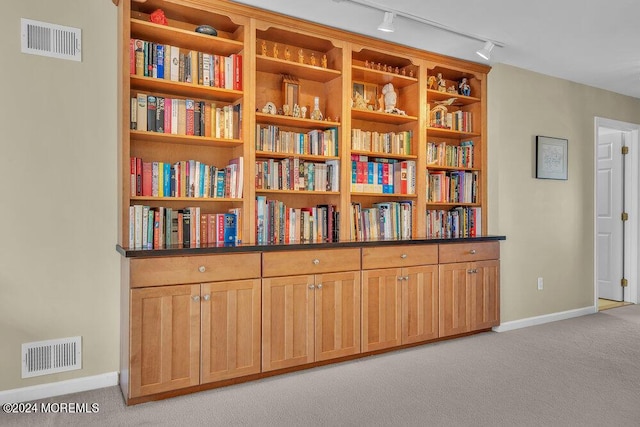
left=256, top=55, right=341, bottom=82
left=351, top=65, right=418, bottom=88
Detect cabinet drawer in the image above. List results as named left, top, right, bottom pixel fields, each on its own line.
left=438, top=241, right=499, bottom=263
left=262, top=248, right=360, bottom=277
left=362, top=245, right=438, bottom=269
left=130, top=253, right=261, bottom=287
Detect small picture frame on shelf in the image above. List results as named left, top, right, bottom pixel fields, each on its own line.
left=282, top=75, right=299, bottom=112
left=536, top=136, right=568, bottom=180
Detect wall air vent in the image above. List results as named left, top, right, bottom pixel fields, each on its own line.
left=22, top=336, right=82, bottom=378
left=21, top=18, right=82, bottom=62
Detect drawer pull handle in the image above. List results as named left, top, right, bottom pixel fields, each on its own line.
left=313, top=259, right=320, bottom=265
left=468, top=269, right=478, bottom=274
left=470, top=249, right=477, bottom=255
left=309, top=284, right=315, bottom=290
left=192, top=295, right=200, bottom=302
left=203, top=294, right=210, bottom=301
left=400, top=254, right=407, bottom=259
left=198, top=266, right=206, bottom=273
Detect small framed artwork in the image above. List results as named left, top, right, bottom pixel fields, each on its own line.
left=282, top=75, right=299, bottom=110
left=536, top=136, right=568, bottom=180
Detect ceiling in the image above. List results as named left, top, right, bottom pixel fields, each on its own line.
left=231, top=0, right=640, bottom=99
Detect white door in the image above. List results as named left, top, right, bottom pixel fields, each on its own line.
left=596, top=128, right=624, bottom=301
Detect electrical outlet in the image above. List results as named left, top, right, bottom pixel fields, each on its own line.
left=537, top=277, right=544, bottom=290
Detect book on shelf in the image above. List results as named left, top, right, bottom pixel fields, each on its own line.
left=351, top=129, right=412, bottom=155
left=129, top=39, right=243, bottom=91
left=255, top=158, right=339, bottom=192
left=350, top=201, right=413, bottom=242
left=426, top=206, right=481, bottom=238
left=427, top=140, right=475, bottom=168
left=256, top=125, right=338, bottom=156
left=350, top=155, right=414, bottom=194
left=426, top=170, right=478, bottom=203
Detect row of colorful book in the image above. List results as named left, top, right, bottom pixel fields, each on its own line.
left=427, top=140, right=475, bottom=168
left=130, top=39, right=242, bottom=90
left=130, top=157, right=243, bottom=199
left=255, top=196, right=339, bottom=244
left=430, top=109, right=473, bottom=132
left=131, top=94, right=240, bottom=139
left=426, top=207, right=481, bottom=238
left=129, top=205, right=242, bottom=250
left=350, top=201, right=413, bottom=241
left=351, top=155, right=416, bottom=194
left=351, top=129, right=412, bottom=155
left=255, top=125, right=338, bottom=157
left=426, top=170, right=478, bottom=204
left=255, top=158, right=340, bottom=192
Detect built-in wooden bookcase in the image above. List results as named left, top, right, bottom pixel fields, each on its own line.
left=118, top=0, right=490, bottom=249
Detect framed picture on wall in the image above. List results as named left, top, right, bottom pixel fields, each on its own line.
left=536, top=135, right=568, bottom=180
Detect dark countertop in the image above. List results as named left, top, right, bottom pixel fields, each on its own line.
left=116, top=235, right=506, bottom=258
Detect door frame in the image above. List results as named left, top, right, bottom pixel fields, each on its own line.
left=594, top=117, right=640, bottom=306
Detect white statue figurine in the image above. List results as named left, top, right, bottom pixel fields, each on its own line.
left=382, top=83, right=397, bottom=113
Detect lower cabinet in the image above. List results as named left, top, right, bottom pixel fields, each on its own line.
left=439, top=242, right=500, bottom=337
left=129, top=278, right=261, bottom=398
left=262, top=271, right=361, bottom=371
left=361, top=265, right=439, bottom=351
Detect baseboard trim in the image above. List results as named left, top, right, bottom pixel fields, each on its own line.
left=0, top=372, right=118, bottom=404
left=492, top=306, right=597, bottom=333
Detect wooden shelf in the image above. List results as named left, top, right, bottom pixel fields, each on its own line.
left=131, top=196, right=242, bottom=202
left=351, top=108, right=417, bottom=125
left=351, top=192, right=418, bottom=198
left=426, top=127, right=480, bottom=139
left=351, top=150, right=417, bottom=160
left=427, top=89, right=480, bottom=106
left=130, top=130, right=242, bottom=148
left=130, top=19, right=243, bottom=56
left=255, top=112, right=340, bottom=129
left=255, top=189, right=341, bottom=196
left=256, top=55, right=341, bottom=82
left=426, top=164, right=480, bottom=172
left=130, top=75, right=243, bottom=102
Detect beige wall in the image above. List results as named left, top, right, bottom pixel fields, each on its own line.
left=2, top=2, right=640, bottom=393
left=0, top=0, right=118, bottom=391
left=487, top=64, right=640, bottom=322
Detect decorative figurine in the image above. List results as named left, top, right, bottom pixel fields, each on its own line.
left=382, top=83, right=397, bottom=113
left=395, top=66, right=400, bottom=74
left=401, top=68, right=406, bottom=76
left=447, top=85, right=458, bottom=94
left=300, top=106, right=307, bottom=119
left=284, top=47, right=291, bottom=61
left=310, top=96, right=323, bottom=121
left=353, top=92, right=368, bottom=109
left=365, top=60, right=369, bottom=68
left=458, top=77, right=471, bottom=96
left=377, top=93, right=384, bottom=112
left=437, top=72, right=446, bottom=92
left=310, top=52, right=316, bottom=66
left=262, top=102, right=277, bottom=114
left=298, top=49, right=304, bottom=64
left=377, top=63, right=382, bottom=71
left=150, top=9, right=168, bottom=25
left=409, top=69, right=414, bottom=78
left=427, top=75, right=436, bottom=90
left=282, top=104, right=291, bottom=116
left=273, top=43, right=279, bottom=59
left=321, top=54, right=328, bottom=68
left=261, top=40, right=267, bottom=56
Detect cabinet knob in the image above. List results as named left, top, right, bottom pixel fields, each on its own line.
left=398, top=276, right=404, bottom=281
left=198, top=266, right=206, bottom=273
left=192, top=295, right=200, bottom=302
left=312, top=259, right=320, bottom=265
left=203, top=294, right=210, bottom=301
left=317, top=284, right=322, bottom=289
left=469, top=249, right=477, bottom=255
left=309, top=284, right=315, bottom=289
left=400, top=254, right=407, bottom=259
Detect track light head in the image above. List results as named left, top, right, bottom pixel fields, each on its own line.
left=476, top=41, right=495, bottom=60
left=377, top=12, right=395, bottom=33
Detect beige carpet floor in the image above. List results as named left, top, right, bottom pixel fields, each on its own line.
left=2, top=304, right=639, bottom=427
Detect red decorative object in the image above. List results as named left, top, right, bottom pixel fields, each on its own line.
left=150, top=9, right=168, bottom=26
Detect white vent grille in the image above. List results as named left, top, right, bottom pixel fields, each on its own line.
left=22, top=336, right=82, bottom=378
left=21, top=18, right=82, bottom=62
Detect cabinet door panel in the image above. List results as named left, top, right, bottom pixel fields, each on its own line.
left=439, top=263, right=471, bottom=337
left=262, top=275, right=315, bottom=371
left=201, top=279, right=261, bottom=383
left=130, top=285, right=200, bottom=398
left=361, top=268, right=402, bottom=352
left=402, top=265, right=439, bottom=344
left=315, top=271, right=361, bottom=361
left=471, top=260, right=500, bottom=330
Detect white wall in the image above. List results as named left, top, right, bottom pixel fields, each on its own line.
left=0, top=0, right=118, bottom=391
left=487, top=64, right=640, bottom=322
